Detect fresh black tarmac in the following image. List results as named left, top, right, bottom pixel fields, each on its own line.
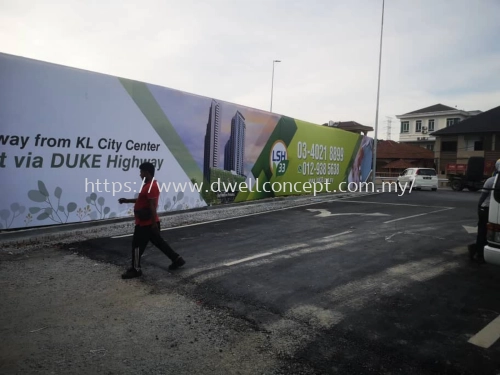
left=65, top=189, right=500, bottom=374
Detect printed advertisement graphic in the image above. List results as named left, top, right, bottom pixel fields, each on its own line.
left=0, top=52, right=373, bottom=230
left=234, top=117, right=373, bottom=202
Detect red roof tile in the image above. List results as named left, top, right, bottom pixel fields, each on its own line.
left=376, top=140, right=434, bottom=159
left=382, top=159, right=415, bottom=169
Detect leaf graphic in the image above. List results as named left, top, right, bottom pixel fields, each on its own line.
left=177, top=192, right=184, bottom=202
left=38, top=181, right=49, bottom=197
left=29, top=207, right=42, bottom=214
left=109, top=212, right=117, bottom=218
left=67, top=202, right=77, bottom=213
left=10, top=203, right=20, bottom=212
left=28, top=190, right=47, bottom=202
left=97, top=197, right=105, bottom=206
left=104, top=207, right=110, bottom=215
left=0, top=209, right=10, bottom=220
left=54, top=187, right=62, bottom=199
left=90, top=193, right=97, bottom=201
left=58, top=206, right=65, bottom=212
left=44, top=207, right=53, bottom=215
left=86, top=197, right=91, bottom=204
left=37, top=212, right=50, bottom=221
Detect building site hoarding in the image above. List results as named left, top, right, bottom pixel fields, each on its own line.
left=0, top=52, right=373, bottom=230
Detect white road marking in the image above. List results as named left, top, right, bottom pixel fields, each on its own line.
left=468, top=315, right=500, bottom=349
left=111, top=193, right=380, bottom=238
left=385, top=232, right=403, bottom=242
left=224, top=253, right=273, bottom=266
left=383, top=207, right=454, bottom=224
left=183, top=242, right=310, bottom=276
left=192, top=241, right=353, bottom=282
left=335, top=200, right=452, bottom=209
left=321, top=231, right=354, bottom=239
left=385, top=230, right=446, bottom=243
left=462, top=225, right=477, bottom=234
left=112, top=233, right=135, bottom=238
left=306, top=209, right=390, bottom=218
left=314, top=231, right=354, bottom=243
left=223, top=231, right=354, bottom=267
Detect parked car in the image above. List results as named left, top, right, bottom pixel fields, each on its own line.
left=485, top=173, right=500, bottom=266
left=396, top=168, right=438, bottom=191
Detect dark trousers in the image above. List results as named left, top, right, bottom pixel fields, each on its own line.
left=131, top=222, right=179, bottom=270
left=476, top=206, right=489, bottom=259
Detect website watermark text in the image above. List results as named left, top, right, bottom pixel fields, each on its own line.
left=84, top=178, right=415, bottom=197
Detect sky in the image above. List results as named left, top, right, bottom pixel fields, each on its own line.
left=1, top=0, right=499, bottom=142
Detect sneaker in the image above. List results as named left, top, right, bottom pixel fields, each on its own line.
left=169, top=256, right=186, bottom=270
left=122, top=267, right=142, bottom=279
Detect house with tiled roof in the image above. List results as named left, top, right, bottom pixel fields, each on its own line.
left=395, top=104, right=481, bottom=151
left=322, top=121, right=373, bottom=136
left=376, top=140, right=435, bottom=176
left=430, top=105, right=500, bottom=177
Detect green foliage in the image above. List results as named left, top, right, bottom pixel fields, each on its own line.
left=0, top=202, right=26, bottom=229
left=85, top=192, right=116, bottom=220
left=26, top=180, right=116, bottom=225
left=27, top=181, right=78, bottom=224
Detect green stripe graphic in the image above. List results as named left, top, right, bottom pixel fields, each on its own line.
left=119, top=78, right=203, bottom=183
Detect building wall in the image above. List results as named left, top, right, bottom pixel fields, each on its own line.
left=457, top=135, right=484, bottom=161
left=434, top=135, right=457, bottom=175
left=434, top=133, right=500, bottom=176
left=399, top=113, right=468, bottom=144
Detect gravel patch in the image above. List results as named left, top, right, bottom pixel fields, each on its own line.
left=0, top=247, right=284, bottom=375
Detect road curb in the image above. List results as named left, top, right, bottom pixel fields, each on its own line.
left=0, top=191, right=363, bottom=251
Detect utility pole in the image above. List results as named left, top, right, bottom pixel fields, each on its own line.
left=270, top=60, right=281, bottom=112
left=371, top=0, right=385, bottom=183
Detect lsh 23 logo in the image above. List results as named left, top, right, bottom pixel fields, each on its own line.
left=270, top=140, right=289, bottom=176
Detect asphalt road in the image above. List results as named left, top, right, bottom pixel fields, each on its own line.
left=66, top=189, right=500, bottom=374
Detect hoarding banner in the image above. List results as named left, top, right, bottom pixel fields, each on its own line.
left=0, top=53, right=373, bottom=230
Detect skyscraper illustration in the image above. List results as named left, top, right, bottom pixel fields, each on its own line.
left=203, top=99, right=220, bottom=183
left=224, top=110, right=246, bottom=176
left=224, top=141, right=231, bottom=172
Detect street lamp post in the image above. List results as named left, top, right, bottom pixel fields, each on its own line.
left=270, top=59, right=281, bottom=112
left=371, top=0, right=385, bottom=183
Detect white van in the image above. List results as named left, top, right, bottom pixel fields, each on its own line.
left=396, top=168, right=439, bottom=191
left=485, top=173, right=500, bottom=266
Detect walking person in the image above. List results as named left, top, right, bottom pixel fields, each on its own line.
left=118, top=162, right=185, bottom=279
left=470, top=159, right=500, bottom=263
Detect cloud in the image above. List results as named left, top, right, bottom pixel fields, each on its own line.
left=1, top=0, right=499, bottom=143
